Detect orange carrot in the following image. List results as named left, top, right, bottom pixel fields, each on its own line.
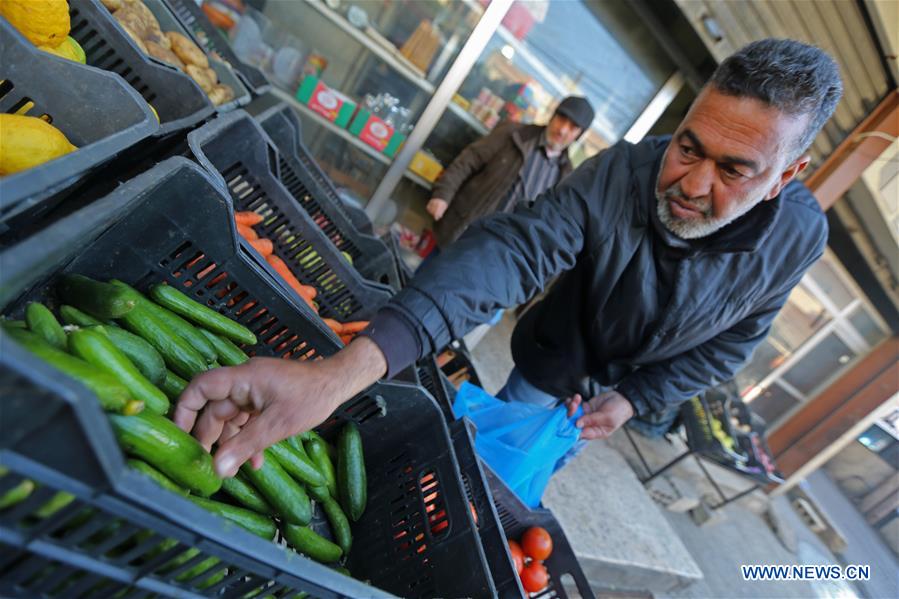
left=237, top=224, right=258, bottom=240
left=235, top=211, right=263, bottom=226
left=340, top=320, right=369, bottom=334
left=322, top=318, right=343, bottom=335
left=267, top=254, right=318, bottom=313
left=298, top=284, right=317, bottom=300
left=339, top=334, right=353, bottom=345
left=249, top=238, right=273, bottom=257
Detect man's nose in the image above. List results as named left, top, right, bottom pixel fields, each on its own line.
left=679, top=160, right=714, bottom=198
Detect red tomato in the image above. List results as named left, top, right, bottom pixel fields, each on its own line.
left=520, top=561, right=549, bottom=593
left=521, top=526, right=553, bottom=561
left=508, top=540, right=525, bottom=574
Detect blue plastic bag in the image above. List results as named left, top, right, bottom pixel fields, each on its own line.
left=452, top=382, right=582, bottom=507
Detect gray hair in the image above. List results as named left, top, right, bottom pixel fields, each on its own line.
left=709, top=38, right=843, bottom=158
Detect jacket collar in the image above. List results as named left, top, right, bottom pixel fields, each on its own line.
left=512, top=124, right=573, bottom=170
left=644, top=139, right=782, bottom=257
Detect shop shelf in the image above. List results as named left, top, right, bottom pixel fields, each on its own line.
left=162, top=0, right=270, bottom=95
left=0, top=16, right=157, bottom=229
left=187, top=110, right=393, bottom=321
left=257, top=103, right=403, bottom=291
left=0, top=157, right=495, bottom=598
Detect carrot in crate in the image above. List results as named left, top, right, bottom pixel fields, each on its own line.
left=237, top=224, right=258, bottom=240
left=234, top=211, right=264, bottom=226
left=339, top=334, right=353, bottom=345
left=340, top=321, right=369, bottom=334
left=249, top=238, right=273, bottom=257
left=266, top=254, right=317, bottom=312
left=321, top=318, right=343, bottom=335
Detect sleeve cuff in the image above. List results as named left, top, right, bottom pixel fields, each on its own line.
left=614, top=378, right=652, bottom=417
left=358, top=308, right=422, bottom=379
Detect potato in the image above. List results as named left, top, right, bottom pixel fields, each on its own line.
left=167, top=31, right=208, bottom=68
left=186, top=64, right=216, bottom=93
left=101, top=0, right=123, bottom=11
left=124, top=0, right=164, bottom=38
left=146, top=41, right=184, bottom=71
left=208, top=84, right=235, bottom=106
left=118, top=22, right=148, bottom=54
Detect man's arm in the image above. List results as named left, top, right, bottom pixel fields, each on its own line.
left=431, top=121, right=513, bottom=204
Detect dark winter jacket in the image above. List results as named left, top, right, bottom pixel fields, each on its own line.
left=365, top=136, right=827, bottom=416
left=432, top=121, right=573, bottom=247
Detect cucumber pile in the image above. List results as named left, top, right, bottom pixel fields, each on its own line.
left=2, top=274, right=369, bottom=579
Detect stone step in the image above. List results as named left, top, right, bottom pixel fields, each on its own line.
left=543, top=442, right=704, bottom=594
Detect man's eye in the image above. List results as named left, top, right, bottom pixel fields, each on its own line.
left=722, top=166, right=744, bottom=179
left=680, top=145, right=696, bottom=157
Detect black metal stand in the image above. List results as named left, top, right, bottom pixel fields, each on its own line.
left=623, top=426, right=763, bottom=510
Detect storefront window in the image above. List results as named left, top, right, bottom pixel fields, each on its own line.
left=751, top=383, right=800, bottom=426
left=742, top=250, right=890, bottom=429
left=734, top=283, right=829, bottom=395
left=781, top=333, right=857, bottom=396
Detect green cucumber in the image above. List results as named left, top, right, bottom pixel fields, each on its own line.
left=220, top=473, right=272, bottom=514
left=127, top=459, right=187, bottom=496
left=149, top=284, right=257, bottom=345
left=320, top=496, right=352, bottom=555
left=337, top=422, right=366, bottom=521
left=59, top=304, right=104, bottom=327
left=0, top=478, right=35, bottom=509
left=282, top=524, right=342, bottom=563
left=198, top=328, right=248, bottom=366
left=305, top=437, right=338, bottom=500
left=35, top=491, right=76, bottom=518
left=188, top=496, right=276, bottom=539
left=269, top=441, right=325, bottom=488
left=108, top=412, right=221, bottom=497
left=57, top=274, right=136, bottom=319
left=60, top=306, right=167, bottom=386
left=240, top=451, right=311, bottom=525
left=0, top=318, right=26, bottom=328
left=68, top=327, right=169, bottom=415
left=5, top=328, right=141, bottom=415
left=111, top=281, right=217, bottom=365
left=305, top=484, right=351, bottom=553
left=25, top=302, right=66, bottom=349
left=113, top=296, right=208, bottom=380
left=306, top=431, right=337, bottom=461
left=160, top=369, right=188, bottom=400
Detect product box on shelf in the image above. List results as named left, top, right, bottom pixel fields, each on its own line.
left=409, top=151, right=444, bottom=183
left=348, top=109, right=406, bottom=157
left=296, top=75, right=356, bottom=127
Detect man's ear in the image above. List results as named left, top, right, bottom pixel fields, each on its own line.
left=765, top=155, right=811, bottom=200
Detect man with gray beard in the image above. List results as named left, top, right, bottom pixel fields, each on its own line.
left=174, top=39, right=843, bottom=479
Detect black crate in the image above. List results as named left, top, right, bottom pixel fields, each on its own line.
left=485, top=467, right=596, bottom=599
left=0, top=158, right=494, bottom=598
left=0, top=17, right=157, bottom=228
left=450, top=421, right=527, bottom=599
left=163, top=0, right=270, bottom=95
left=141, top=0, right=250, bottom=114
left=70, top=0, right=215, bottom=137
left=257, top=104, right=403, bottom=292
left=418, top=355, right=457, bottom=420
left=187, top=110, right=392, bottom=321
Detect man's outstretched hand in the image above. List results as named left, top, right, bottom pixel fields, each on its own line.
left=565, top=390, right=635, bottom=440
left=174, top=337, right=387, bottom=478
